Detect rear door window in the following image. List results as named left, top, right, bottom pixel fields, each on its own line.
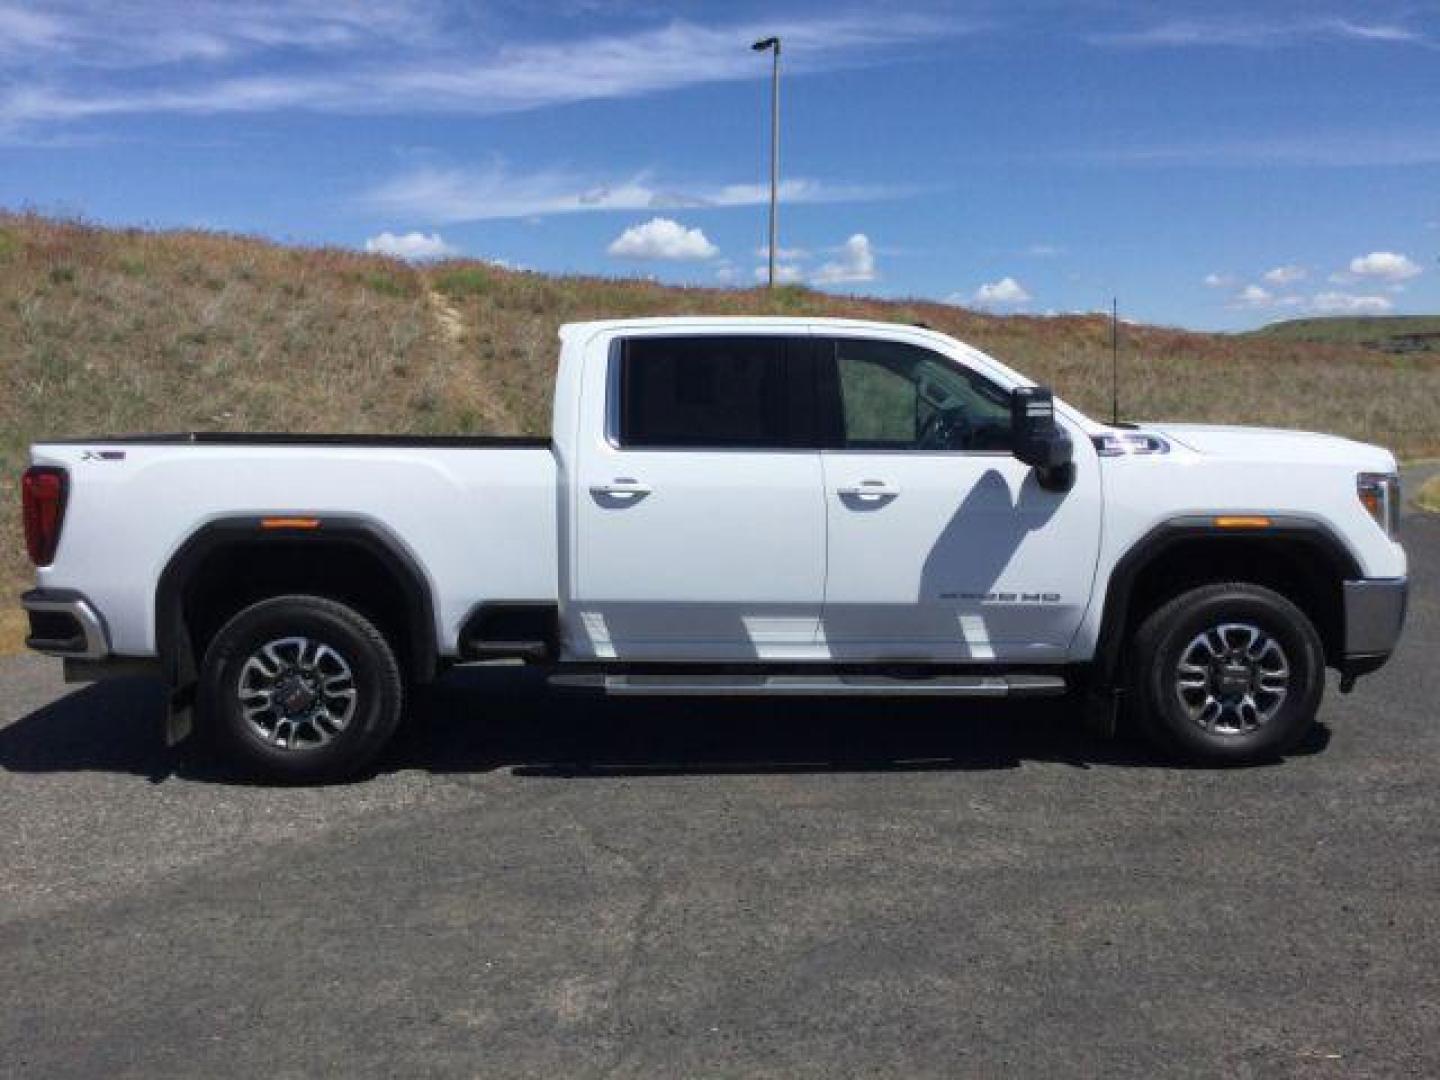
left=617, top=336, right=811, bottom=449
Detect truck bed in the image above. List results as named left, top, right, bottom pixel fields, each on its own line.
left=29, top=436, right=560, bottom=657
left=36, top=432, right=551, bottom=448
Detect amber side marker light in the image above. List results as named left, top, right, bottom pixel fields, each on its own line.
left=260, top=517, right=321, bottom=530
left=1214, top=516, right=1272, bottom=529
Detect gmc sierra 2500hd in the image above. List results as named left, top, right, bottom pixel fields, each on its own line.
left=21, top=318, right=1407, bottom=780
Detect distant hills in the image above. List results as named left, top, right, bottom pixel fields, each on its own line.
left=1254, top=316, right=1440, bottom=354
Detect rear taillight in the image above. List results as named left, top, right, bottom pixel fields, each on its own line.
left=22, top=466, right=68, bottom=566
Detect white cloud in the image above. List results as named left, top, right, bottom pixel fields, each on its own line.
left=363, top=230, right=457, bottom=260
left=0, top=1, right=436, bottom=71
left=0, top=6, right=65, bottom=53
left=1310, top=291, right=1394, bottom=315
left=1203, top=272, right=1236, bottom=288
left=811, top=233, right=876, bottom=285
left=970, top=277, right=1033, bottom=306
left=1231, top=283, right=1315, bottom=311
left=607, top=217, right=718, bottom=261
left=756, top=244, right=810, bottom=261
left=0, top=11, right=961, bottom=127
left=1232, top=284, right=1274, bottom=308
left=1091, top=16, right=1424, bottom=49
left=1327, top=19, right=1420, bottom=43
left=361, top=163, right=905, bottom=223
left=1024, top=243, right=1065, bottom=258
left=1230, top=281, right=1395, bottom=316
left=754, top=264, right=805, bottom=285
left=1348, top=251, right=1422, bottom=281
left=1263, top=264, right=1307, bottom=285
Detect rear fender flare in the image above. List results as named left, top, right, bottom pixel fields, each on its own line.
left=155, top=515, right=439, bottom=688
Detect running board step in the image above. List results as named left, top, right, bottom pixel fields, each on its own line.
left=548, top=673, right=1067, bottom=698
left=459, top=639, right=551, bottom=662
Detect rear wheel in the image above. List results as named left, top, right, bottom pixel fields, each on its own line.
left=199, top=595, right=404, bottom=782
left=1129, top=582, right=1325, bottom=764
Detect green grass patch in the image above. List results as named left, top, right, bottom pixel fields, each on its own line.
left=358, top=271, right=412, bottom=298
left=433, top=266, right=493, bottom=298
left=763, top=284, right=815, bottom=313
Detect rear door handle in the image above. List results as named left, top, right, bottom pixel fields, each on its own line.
left=837, top=480, right=900, bottom=498
left=591, top=478, right=653, bottom=498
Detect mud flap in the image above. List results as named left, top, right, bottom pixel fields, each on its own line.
left=1083, top=688, right=1122, bottom=739
left=165, top=683, right=195, bottom=746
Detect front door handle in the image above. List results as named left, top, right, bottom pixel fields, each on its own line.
left=591, top=478, right=653, bottom=498
left=837, top=480, right=901, bottom=498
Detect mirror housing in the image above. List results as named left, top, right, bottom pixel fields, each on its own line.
left=1011, top=387, right=1074, bottom=489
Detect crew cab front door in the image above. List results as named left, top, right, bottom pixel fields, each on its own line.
left=570, top=333, right=826, bottom=660
left=815, top=333, right=1102, bottom=662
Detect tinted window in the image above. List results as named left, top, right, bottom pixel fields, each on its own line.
left=829, top=338, right=1013, bottom=452
left=618, top=336, right=794, bottom=448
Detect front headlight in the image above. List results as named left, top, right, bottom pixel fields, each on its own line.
left=1357, top=472, right=1401, bottom=538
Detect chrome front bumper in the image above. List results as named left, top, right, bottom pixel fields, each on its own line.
left=20, top=589, right=111, bottom=659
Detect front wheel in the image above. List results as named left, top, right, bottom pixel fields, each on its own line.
left=198, top=595, right=404, bottom=782
left=1129, top=582, right=1325, bottom=765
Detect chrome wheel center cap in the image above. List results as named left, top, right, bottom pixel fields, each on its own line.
left=277, top=677, right=316, bottom=715
left=1215, top=662, right=1251, bottom=698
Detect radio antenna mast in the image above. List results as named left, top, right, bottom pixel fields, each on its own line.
left=1110, top=297, right=1120, bottom=425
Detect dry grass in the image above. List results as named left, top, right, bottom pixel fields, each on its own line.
left=0, top=607, right=25, bottom=655
left=2, top=210, right=1438, bottom=651
left=1416, top=476, right=1440, bottom=514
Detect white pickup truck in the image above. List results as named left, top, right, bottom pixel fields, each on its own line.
left=21, top=317, right=1408, bottom=779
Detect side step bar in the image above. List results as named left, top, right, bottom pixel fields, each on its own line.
left=548, top=673, right=1067, bottom=698
left=460, top=639, right=551, bottom=662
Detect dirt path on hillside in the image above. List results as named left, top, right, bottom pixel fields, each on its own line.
left=426, top=285, right=465, bottom=345
left=421, top=284, right=519, bottom=433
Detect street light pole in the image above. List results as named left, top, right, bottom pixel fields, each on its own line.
left=752, top=36, right=780, bottom=289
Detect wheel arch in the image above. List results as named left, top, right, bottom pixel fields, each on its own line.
left=1091, top=516, right=1361, bottom=694
left=156, top=515, right=439, bottom=689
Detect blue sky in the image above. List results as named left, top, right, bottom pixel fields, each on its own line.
left=1, top=0, right=1437, bottom=330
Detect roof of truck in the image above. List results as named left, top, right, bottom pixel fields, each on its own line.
left=554, top=316, right=1078, bottom=425
left=559, top=316, right=941, bottom=335
left=557, top=316, right=980, bottom=357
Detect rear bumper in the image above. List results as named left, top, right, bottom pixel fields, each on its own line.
left=1340, top=577, right=1408, bottom=680
left=20, top=588, right=110, bottom=659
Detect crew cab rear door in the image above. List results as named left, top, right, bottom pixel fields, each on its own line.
left=567, top=331, right=825, bottom=660
left=814, top=331, right=1102, bottom=661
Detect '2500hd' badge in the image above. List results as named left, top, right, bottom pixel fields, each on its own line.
left=940, top=591, right=1061, bottom=604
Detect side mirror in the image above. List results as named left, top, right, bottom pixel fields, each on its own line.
left=1011, top=387, right=1074, bottom=490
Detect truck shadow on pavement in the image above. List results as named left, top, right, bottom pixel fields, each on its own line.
left=0, top=666, right=1330, bottom=784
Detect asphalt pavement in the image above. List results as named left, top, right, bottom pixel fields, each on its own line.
left=1, top=494, right=1437, bottom=1078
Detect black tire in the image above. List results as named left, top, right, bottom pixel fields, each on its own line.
left=1128, top=582, right=1325, bottom=765
left=198, top=595, right=404, bottom=782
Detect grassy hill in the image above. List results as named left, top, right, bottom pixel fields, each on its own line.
left=1254, top=316, right=1440, bottom=354
left=2, top=211, right=1438, bottom=649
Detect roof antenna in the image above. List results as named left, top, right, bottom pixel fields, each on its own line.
left=1110, top=296, right=1120, bottom=426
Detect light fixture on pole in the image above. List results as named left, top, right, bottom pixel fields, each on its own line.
left=751, top=36, right=781, bottom=289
